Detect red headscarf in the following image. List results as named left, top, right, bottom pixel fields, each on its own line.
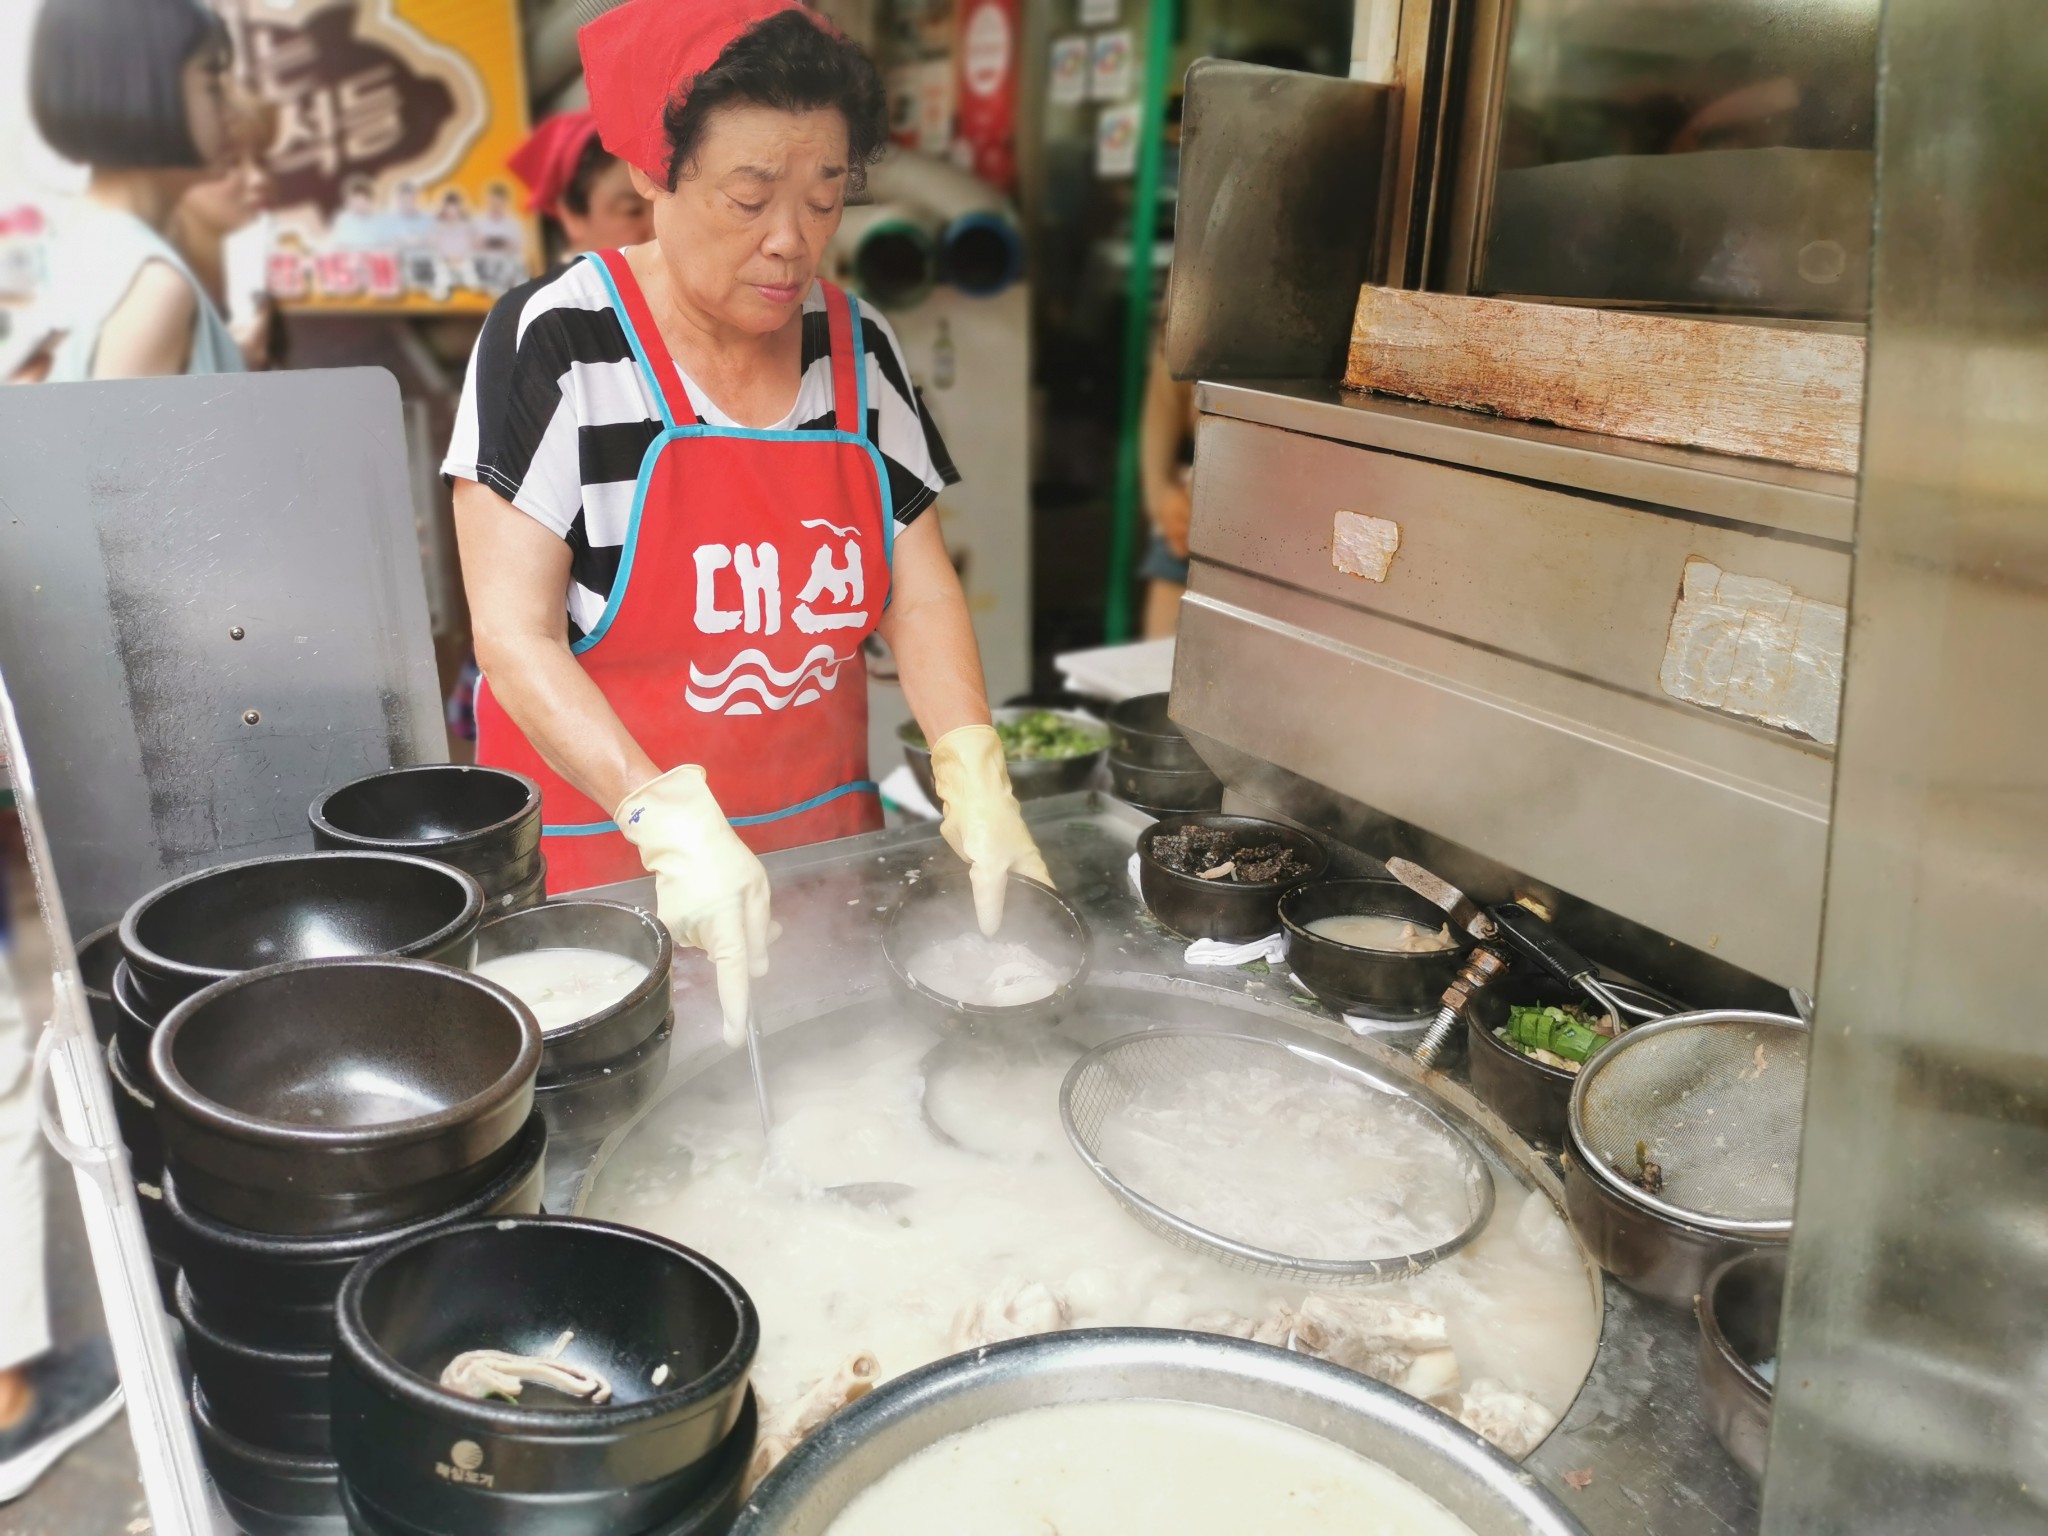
left=579, top=0, right=813, bottom=185
left=506, top=112, right=604, bottom=218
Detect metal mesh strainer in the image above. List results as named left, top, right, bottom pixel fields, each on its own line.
left=1570, top=1009, right=1808, bottom=1234
left=1060, top=1030, right=1496, bottom=1283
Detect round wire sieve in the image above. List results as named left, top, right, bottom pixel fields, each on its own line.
left=1568, top=1009, right=1808, bottom=1237
left=1060, top=1030, right=1496, bottom=1284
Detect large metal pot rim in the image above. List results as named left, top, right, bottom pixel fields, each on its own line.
left=1566, top=1008, right=1805, bottom=1238
left=334, top=1215, right=760, bottom=1435
left=120, top=850, right=485, bottom=993
left=309, top=764, right=542, bottom=853
left=735, top=1328, right=1588, bottom=1536
left=151, top=956, right=541, bottom=1151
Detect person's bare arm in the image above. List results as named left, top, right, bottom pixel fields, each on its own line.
left=1140, top=344, right=1195, bottom=557
left=878, top=513, right=991, bottom=743
left=91, top=261, right=197, bottom=378
left=453, top=477, right=660, bottom=813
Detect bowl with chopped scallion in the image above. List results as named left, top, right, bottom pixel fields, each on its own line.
left=900, top=707, right=1109, bottom=805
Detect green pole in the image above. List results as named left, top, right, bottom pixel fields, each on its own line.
left=1101, top=0, right=1178, bottom=644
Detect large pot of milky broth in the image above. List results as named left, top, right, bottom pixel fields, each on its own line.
left=732, top=1329, right=1589, bottom=1536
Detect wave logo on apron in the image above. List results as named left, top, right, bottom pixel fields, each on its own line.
left=687, top=518, right=869, bottom=715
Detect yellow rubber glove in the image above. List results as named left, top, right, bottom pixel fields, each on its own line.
left=615, top=766, right=772, bottom=1049
left=929, top=724, right=1053, bottom=937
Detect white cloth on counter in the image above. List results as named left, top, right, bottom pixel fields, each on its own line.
left=1185, top=933, right=1288, bottom=967
left=878, top=763, right=941, bottom=821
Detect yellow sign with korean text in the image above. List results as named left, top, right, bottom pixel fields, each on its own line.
left=223, top=0, right=536, bottom=313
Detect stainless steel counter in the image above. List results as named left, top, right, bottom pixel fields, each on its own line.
left=568, top=792, right=1759, bottom=1536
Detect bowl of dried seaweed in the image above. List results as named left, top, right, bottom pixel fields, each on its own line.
left=1135, top=814, right=1329, bottom=941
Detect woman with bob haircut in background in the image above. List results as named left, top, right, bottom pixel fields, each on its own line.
left=10, top=0, right=243, bottom=381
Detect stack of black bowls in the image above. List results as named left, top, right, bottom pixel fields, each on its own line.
left=333, top=1216, right=759, bottom=1536
left=75, top=921, right=126, bottom=1047
left=1105, top=693, right=1223, bottom=815
left=470, top=900, right=676, bottom=1161
left=106, top=851, right=486, bottom=1301
left=151, top=957, right=545, bottom=1534
left=310, top=766, right=546, bottom=918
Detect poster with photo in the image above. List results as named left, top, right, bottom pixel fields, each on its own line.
left=1095, top=102, right=1139, bottom=177
left=220, top=0, right=536, bottom=314
left=1089, top=28, right=1133, bottom=102
left=1049, top=35, right=1090, bottom=107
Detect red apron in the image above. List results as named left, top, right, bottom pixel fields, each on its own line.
left=476, top=249, right=890, bottom=890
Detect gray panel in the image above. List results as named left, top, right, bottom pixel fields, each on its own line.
left=1192, top=413, right=1852, bottom=707
left=1762, top=0, right=2048, bottom=1529
left=1173, top=578, right=1828, bottom=989
left=1165, top=61, right=1391, bottom=381
left=0, top=369, right=444, bottom=931
left=1196, top=379, right=1858, bottom=541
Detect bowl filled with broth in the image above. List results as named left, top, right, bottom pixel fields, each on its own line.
left=1279, top=879, right=1469, bottom=1024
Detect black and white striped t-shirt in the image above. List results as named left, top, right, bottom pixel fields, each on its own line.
left=444, top=257, right=959, bottom=641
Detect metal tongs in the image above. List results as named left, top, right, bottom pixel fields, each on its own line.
left=1386, top=858, right=1663, bottom=1068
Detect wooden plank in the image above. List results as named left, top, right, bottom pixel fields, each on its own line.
left=1345, top=287, right=1866, bottom=474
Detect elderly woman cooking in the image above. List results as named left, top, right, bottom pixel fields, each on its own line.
left=447, top=0, right=1048, bottom=1042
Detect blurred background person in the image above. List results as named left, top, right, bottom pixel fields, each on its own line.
left=8, top=0, right=240, bottom=382
left=506, top=108, right=653, bottom=261
left=168, top=84, right=280, bottom=370
left=1137, top=340, right=1195, bottom=639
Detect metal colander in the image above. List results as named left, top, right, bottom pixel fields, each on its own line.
left=1060, top=1030, right=1496, bottom=1283
left=1569, top=1009, right=1808, bottom=1235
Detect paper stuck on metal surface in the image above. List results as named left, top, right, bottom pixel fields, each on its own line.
left=1332, top=510, right=1401, bottom=582
left=1660, top=557, right=1846, bottom=744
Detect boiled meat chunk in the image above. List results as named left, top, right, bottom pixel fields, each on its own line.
left=747, top=1351, right=881, bottom=1490
left=949, top=1277, right=1073, bottom=1350
left=1449, top=1377, right=1559, bottom=1459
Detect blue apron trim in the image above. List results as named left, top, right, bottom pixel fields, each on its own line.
left=583, top=251, right=674, bottom=430
left=571, top=273, right=898, bottom=658
left=728, top=778, right=879, bottom=827
left=541, top=778, right=877, bottom=839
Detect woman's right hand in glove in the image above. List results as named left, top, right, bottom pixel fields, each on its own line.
left=615, top=765, right=772, bottom=1048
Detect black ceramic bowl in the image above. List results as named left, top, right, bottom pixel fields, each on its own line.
left=191, top=1380, right=344, bottom=1535
left=176, top=1272, right=332, bottom=1455
left=1463, top=976, right=1587, bottom=1145
left=1278, top=878, right=1469, bottom=1022
left=1135, top=814, right=1329, bottom=942
left=167, top=1109, right=548, bottom=1351
left=339, top=1390, right=756, bottom=1536
left=1106, top=754, right=1224, bottom=813
left=535, top=1020, right=674, bottom=1153
left=105, top=1035, right=162, bottom=1185
left=472, top=900, right=674, bottom=1079
left=1106, top=692, right=1207, bottom=771
left=311, top=765, right=545, bottom=917
left=110, top=960, right=161, bottom=1084
left=77, top=922, right=124, bottom=1047
left=120, top=851, right=485, bottom=1019
left=151, top=958, right=541, bottom=1236
left=898, top=707, right=1108, bottom=806
left=333, top=1217, right=759, bottom=1536
left=1697, top=1248, right=1784, bottom=1481
left=881, top=870, right=1090, bottom=1025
